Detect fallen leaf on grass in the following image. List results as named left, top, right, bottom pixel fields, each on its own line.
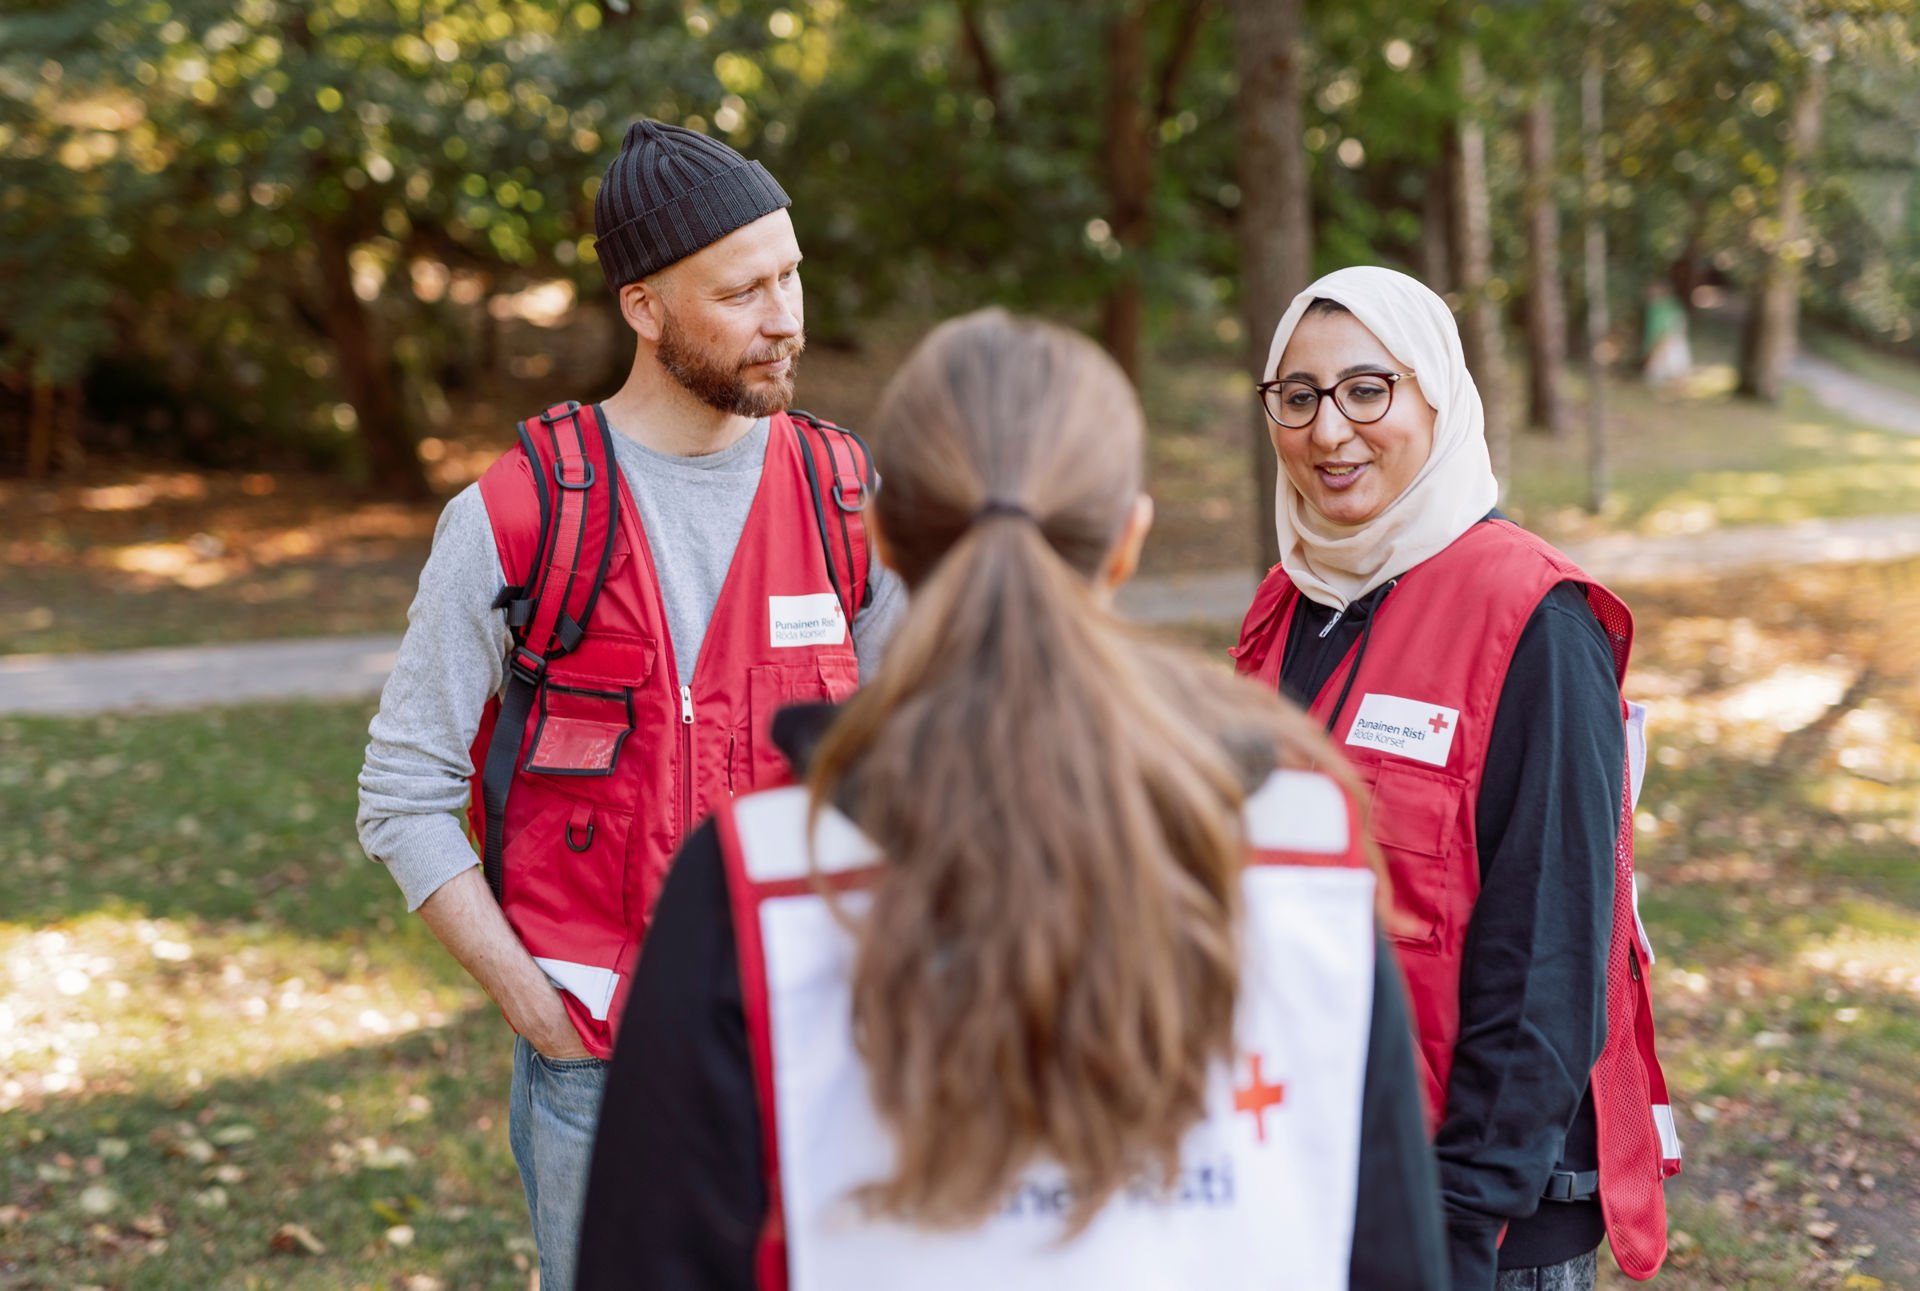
left=130, top=1212, right=168, bottom=1237
left=385, top=1223, right=415, bottom=1248
left=402, top=1276, right=445, bottom=1291
left=77, top=1185, right=119, bottom=1215
left=1807, top=1219, right=1840, bottom=1242
left=268, top=1222, right=326, bottom=1256
left=192, top=1186, right=229, bottom=1211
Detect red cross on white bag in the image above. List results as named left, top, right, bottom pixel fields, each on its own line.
left=1233, top=1053, right=1285, bottom=1142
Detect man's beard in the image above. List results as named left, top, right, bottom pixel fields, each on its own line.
left=656, top=312, right=804, bottom=418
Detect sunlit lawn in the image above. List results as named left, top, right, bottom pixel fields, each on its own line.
left=1594, top=559, right=1920, bottom=1290
left=0, top=702, right=528, bottom=1290
left=1506, top=364, right=1920, bottom=542
left=9, top=335, right=1920, bottom=657
left=5, top=562, right=1919, bottom=1288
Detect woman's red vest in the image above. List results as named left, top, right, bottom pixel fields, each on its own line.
left=1231, top=518, right=1679, bottom=1281
left=465, top=413, right=861, bottom=1058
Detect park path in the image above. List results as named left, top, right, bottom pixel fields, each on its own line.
left=5, top=352, right=1918, bottom=719
left=1793, top=351, right=1920, bottom=438
left=3, top=511, right=1917, bottom=718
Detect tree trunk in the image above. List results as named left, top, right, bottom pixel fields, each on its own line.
left=1581, top=36, right=1609, bottom=514
left=1231, top=0, right=1311, bottom=573
left=1523, top=88, right=1569, bottom=438
left=1418, top=155, right=1453, bottom=294
left=1738, top=53, right=1826, bottom=403
left=1449, top=42, right=1510, bottom=490
left=316, top=224, right=431, bottom=498
left=26, top=364, right=54, bottom=480
left=1100, top=2, right=1152, bottom=383
left=957, top=0, right=1003, bottom=115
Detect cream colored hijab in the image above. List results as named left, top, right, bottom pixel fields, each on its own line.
left=1262, top=265, right=1498, bottom=609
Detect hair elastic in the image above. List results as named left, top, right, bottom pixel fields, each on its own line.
left=970, top=498, right=1041, bottom=528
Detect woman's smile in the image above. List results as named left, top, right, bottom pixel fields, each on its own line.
left=1273, top=311, right=1435, bottom=527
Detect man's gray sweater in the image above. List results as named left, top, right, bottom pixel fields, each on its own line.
left=355, top=416, right=906, bottom=910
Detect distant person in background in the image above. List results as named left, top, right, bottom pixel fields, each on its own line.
left=574, top=309, right=1448, bottom=1291
left=1234, top=266, right=1682, bottom=1291
left=1642, top=282, right=1692, bottom=387
left=356, top=119, right=905, bottom=1290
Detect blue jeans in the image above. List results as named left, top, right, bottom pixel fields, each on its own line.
left=1496, top=1249, right=1598, bottom=1291
left=509, top=1035, right=609, bottom=1291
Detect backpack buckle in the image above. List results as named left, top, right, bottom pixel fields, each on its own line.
left=833, top=472, right=870, bottom=513
left=538, top=400, right=583, bottom=425
left=554, top=457, right=596, bottom=491
left=509, top=647, right=547, bottom=686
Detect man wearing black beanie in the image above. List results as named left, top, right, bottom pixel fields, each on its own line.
left=357, top=119, right=904, bottom=1291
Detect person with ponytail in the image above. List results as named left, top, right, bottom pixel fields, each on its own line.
left=1233, top=266, right=1681, bottom=1291
left=573, top=308, right=1447, bottom=1291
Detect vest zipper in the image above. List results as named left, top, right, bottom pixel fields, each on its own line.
left=1317, top=607, right=1346, bottom=639
left=1320, top=579, right=1399, bottom=735
left=679, top=684, right=694, bottom=830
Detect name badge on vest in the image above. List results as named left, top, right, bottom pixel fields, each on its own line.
left=1345, top=693, right=1459, bottom=768
left=770, top=593, right=848, bottom=648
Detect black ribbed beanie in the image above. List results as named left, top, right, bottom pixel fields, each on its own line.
left=592, top=120, right=791, bottom=290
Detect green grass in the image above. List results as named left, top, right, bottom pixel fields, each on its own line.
left=1504, top=364, right=1920, bottom=541
left=0, top=702, right=530, bottom=1290
left=1591, top=561, right=1920, bottom=1290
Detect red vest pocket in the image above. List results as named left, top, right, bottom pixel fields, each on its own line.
left=742, top=656, right=860, bottom=786
left=502, top=796, right=632, bottom=943
left=1364, top=761, right=1464, bottom=949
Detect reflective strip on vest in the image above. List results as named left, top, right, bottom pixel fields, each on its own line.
left=721, top=775, right=1376, bottom=1291
left=531, top=956, right=620, bottom=1023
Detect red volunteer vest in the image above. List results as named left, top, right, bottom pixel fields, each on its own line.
left=465, top=411, right=860, bottom=1058
left=1231, top=518, right=1679, bottom=1281
left=715, top=772, right=1377, bottom=1291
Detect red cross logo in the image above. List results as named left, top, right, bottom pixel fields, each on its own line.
left=1428, top=711, right=1451, bottom=734
left=1233, top=1052, right=1285, bottom=1142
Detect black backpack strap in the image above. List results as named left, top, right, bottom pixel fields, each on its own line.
left=790, top=409, right=877, bottom=628
left=479, top=401, right=618, bottom=902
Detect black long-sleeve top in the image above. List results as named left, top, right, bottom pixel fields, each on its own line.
left=575, top=707, right=1451, bottom=1291
left=1276, top=532, right=1622, bottom=1291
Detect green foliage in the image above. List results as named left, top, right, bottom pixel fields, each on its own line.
left=4, top=0, right=1920, bottom=473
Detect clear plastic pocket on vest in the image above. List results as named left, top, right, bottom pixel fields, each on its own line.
left=523, top=682, right=635, bottom=777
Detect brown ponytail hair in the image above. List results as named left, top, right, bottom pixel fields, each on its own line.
left=810, top=309, right=1341, bottom=1232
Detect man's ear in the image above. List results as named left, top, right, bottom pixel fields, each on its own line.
left=621, top=278, right=668, bottom=342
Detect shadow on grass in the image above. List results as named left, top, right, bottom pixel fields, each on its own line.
left=3, top=1004, right=533, bottom=1291
left=1616, top=734, right=1920, bottom=1290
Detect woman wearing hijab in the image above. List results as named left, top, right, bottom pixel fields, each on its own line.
left=574, top=309, right=1448, bottom=1291
left=1232, top=267, right=1682, bottom=1291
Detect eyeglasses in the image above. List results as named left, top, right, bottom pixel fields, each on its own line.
left=1256, top=371, right=1415, bottom=429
